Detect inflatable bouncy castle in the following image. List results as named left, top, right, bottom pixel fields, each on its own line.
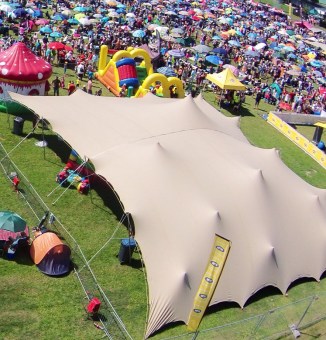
left=96, top=46, right=184, bottom=98
left=0, top=42, right=52, bottom=113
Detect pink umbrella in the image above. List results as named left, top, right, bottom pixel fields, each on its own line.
left=223, top=64, right=240, bottom=77
left=35, top=19, right=50, bottom=25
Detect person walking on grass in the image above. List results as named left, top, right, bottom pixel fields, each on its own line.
left=52, top=76, right=60, bottom=96
left=255, top=90, right=263, bottom=109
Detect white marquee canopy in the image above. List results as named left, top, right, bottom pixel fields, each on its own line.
left=10, top=91, right=326, bottom=337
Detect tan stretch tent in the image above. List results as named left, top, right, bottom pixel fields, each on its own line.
left=9, top=90, right=326, bottom=338
left=206, top=68, right=246, bottom=90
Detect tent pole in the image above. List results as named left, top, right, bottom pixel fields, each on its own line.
left=219, top=90, right=222, bottom=108
left=5, top=98, right=10, bottom=129
left=41, top=116, right=46, bottom=160
left=83, top=156, right=93, bottom=199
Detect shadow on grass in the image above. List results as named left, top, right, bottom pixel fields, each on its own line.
left=287, top=277, right=319, bottom=291
left=33, top=133, right=71, bottom=165
left=90, top=176, right=126, bottom=227
left=244, top=286, right=282, bottom=307
left=122, top=258, right=143, bottom=270
left=149, top=320, right=186, bottom=338
left=224, top=104, right=254, bottom=117
left=6, top=246, right=34, bottom=266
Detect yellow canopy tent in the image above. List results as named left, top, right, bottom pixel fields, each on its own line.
left=206, top=68, right=246, bottom=90
left=314, top=122, right=326, bottom=128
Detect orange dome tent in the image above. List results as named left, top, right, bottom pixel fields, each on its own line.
left=30, top=232, right=71, bottom=276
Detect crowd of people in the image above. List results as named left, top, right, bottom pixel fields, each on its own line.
left=0, top=0, right=324, bottom=112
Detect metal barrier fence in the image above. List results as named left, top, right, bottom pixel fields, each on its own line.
left=0, top=142, right=132, bottom=340
left=162, top=293, right=326, bottom=340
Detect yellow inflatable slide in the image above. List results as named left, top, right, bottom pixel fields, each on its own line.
left=95, top=46, right=184, bottom=98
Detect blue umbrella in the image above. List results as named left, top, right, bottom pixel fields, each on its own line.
left=68, top=18, right=79, bottom=24
left=33, top=9, right=43, bottom=18
left=253, top=22, right=263, bottom=28
left=212, top=47, right=227, bottom=55
left=269, top=42, right=278, bottom=49
left=51, top=14, right=66, bottom=21
left=132, top=29, right=145, bottom=38
left=50, top=31, right=63, bottom=38
left=248, top=32, right=257, bottom=38
left=287, top=53, right=297, bottom=60
left=212, top=35, right=221, bottom=40
left=235, top=30, right=243, bottom=36
left=40, top=26, right=53, bottom=34
left=245, top=50, right=260, bottom=57
left=228, top=40, right=241, bottom=47
left=157, top=67, right=177, bottom=77
left=205, top=55, right=222, bottom=65
left=13, top=8, right=27, bottom=17
left=74, top=6, right=89, bottom=12
left=310, top=60, right=323, bottom=68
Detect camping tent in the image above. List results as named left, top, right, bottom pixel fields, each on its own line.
left=10, top=91, right=326, bottom=337
left=206, top=68, right=246, bottom=90
left=30, top=232, right=71, bottom=276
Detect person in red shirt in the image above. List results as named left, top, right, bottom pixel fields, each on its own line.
left=67, top=81, right=76, bottom=95
left=12, top=175, right=20, bottom=193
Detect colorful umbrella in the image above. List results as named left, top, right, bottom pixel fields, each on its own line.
left=157, top=67, right=177, bottom=77
left=0, top=211, right=26, bottom=233
left=167, top=49, right=185, bottom=57
left=223, top=64, right=239, bottom=76
left=228, top=40, right=241, bottom=47
left=205, top=55, right=222, bottom=65
left=73, top=6, right=89, bottom=12
left=40, top=26, right=53, bottom=34
left=50, top=31, right=63, bottom=38
left=48, top=42, right=66, bottom=50
left=132, top=29, right=146, bottom=38
left=192, top=44, right=212, bottom=53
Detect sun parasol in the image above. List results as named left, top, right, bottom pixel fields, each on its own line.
left=39, top=26, right=53, bottom=34
left=50, top=32, right=63, bottom=38
left=223, top=64, right=240, bottom=76
left=0, top=211, right=26, bottom=233
left=35, top=18, right=50, bottom=25
left=132, top=29, right=146, bottom=38
left=157, top=67, right=177, bottom=77
left=192, top=44, right=212, bottom=53
left=78, top=18, right=92, bottom=26
left=48, top=42, right=66, bottom=50
left=167, top=49, right=185, bottom=57
left=205, top=55, right=222, bottom=66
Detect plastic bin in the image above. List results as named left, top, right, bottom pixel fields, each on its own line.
left=118, top=238, right=136, bottom=264
left=13, top=116, right=24, bottom=135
